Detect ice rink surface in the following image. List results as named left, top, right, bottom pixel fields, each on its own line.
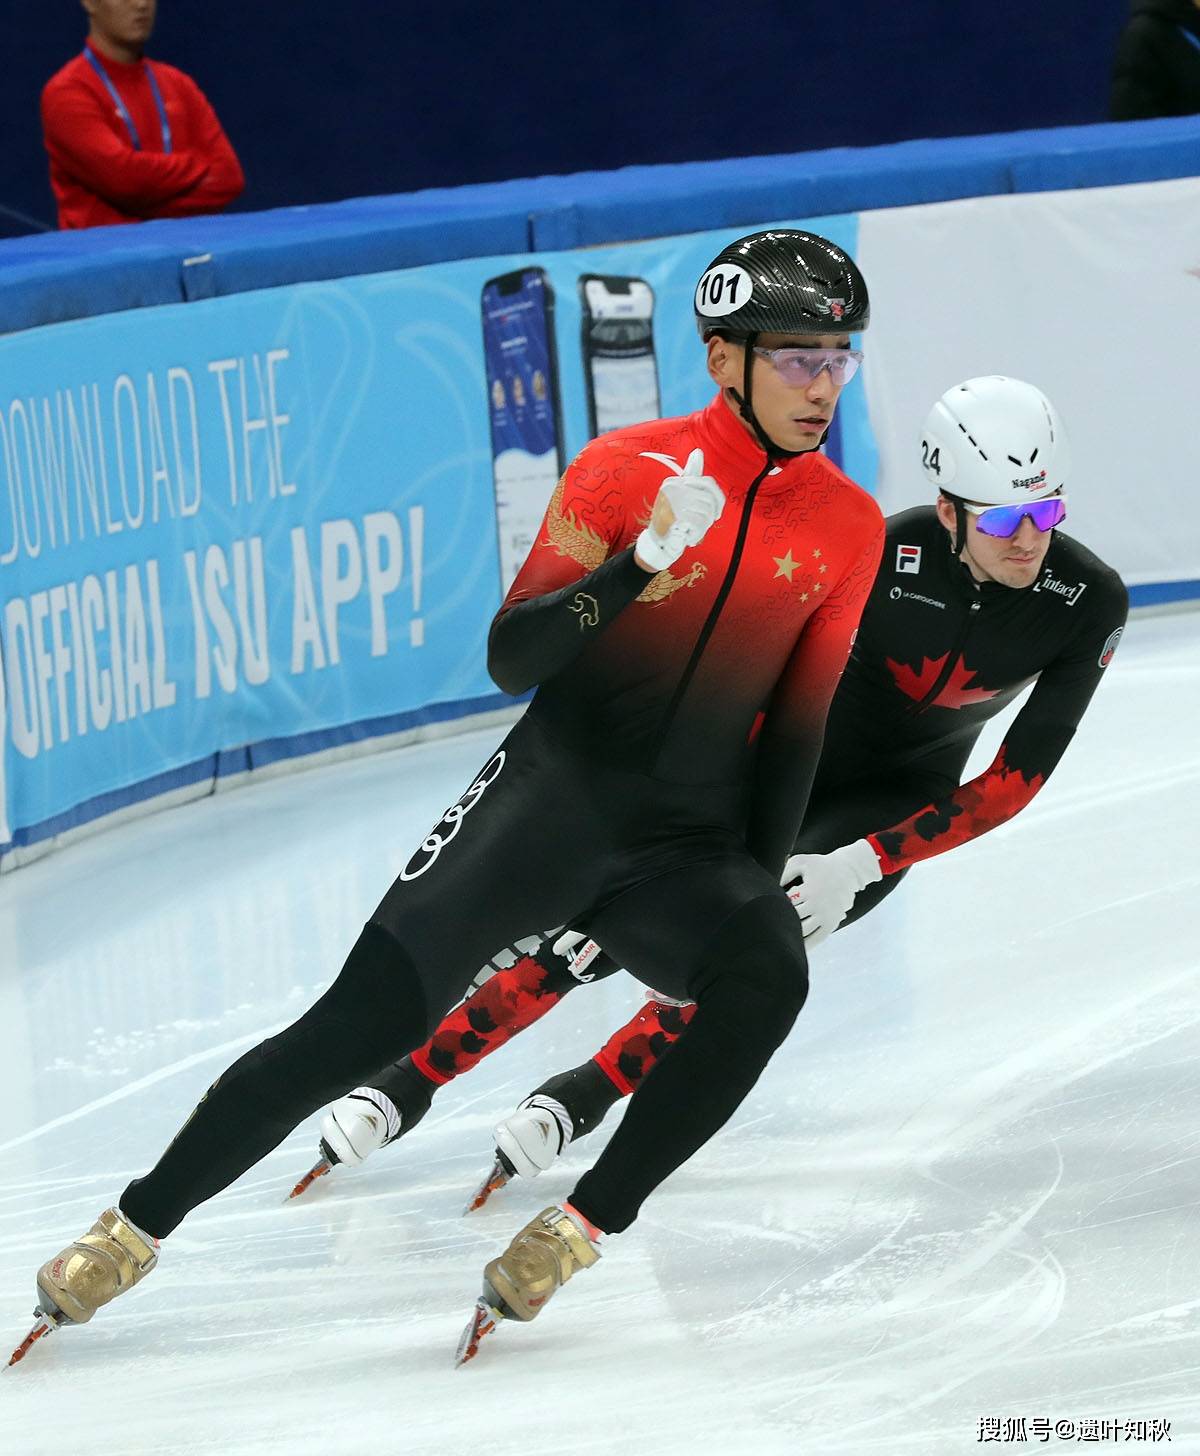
left=1, top=610, right=1198, bottom=1456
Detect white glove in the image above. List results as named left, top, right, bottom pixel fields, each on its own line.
left=636, top=448, right=725, bottom=572
left=781, top=839, right=882, bottom=948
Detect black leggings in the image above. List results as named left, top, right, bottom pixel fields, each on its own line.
left=560, top=768, right=956, bottom=1229
left=122, top=715, right=809, bottom=1238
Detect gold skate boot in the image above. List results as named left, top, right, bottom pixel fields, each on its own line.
left=455, top=1205, right=599, bottom=1365
left=9, top=1208, right=158, bottom=1365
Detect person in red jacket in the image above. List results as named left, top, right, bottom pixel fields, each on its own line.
left=41, top=0, right=244, bottom=229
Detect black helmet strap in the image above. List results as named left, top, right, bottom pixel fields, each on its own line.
left=941, top=491, right=968, bottom=556
left=727, top=331, right=802, bottom=462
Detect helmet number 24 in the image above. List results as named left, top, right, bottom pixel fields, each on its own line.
left=921, top=440, right=942, bottom=475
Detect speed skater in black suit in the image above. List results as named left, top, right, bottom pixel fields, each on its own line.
left=15, top=228, right=885, bottom=1367
left=297, top=373, right=1128, bottom=1219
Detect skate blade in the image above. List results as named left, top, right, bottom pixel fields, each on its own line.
left=462, top=1155, right=513, bottom=1214
left=7, top=1311, right=58, bottom=1368
left=454, top=1296, right=503, bottom=1367
left=286, top=1157, right=333, bottom=1202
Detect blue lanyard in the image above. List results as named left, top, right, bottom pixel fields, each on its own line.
left=84, top=45, right=172, bottom=153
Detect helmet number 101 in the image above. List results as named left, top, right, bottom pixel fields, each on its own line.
left=695, top=264, right=754, bottom=317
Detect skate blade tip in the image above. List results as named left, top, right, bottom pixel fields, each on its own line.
left=285, top=1158, right=333, bottom=1202
left=462, top=1160, right=512, bottom=1215
left=454, top=1299, right=502, bottom=1367
left=7, top=1318, right=54, bottom=1368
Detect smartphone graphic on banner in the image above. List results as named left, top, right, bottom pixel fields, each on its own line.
left=579, top=274, right=660, bottom=438
left=481, top=268, right=565, bottom=594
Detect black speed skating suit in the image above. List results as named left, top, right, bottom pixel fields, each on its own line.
left=367, top=503, right=1128, bottom=1147
left=120, top=393, right=883, bottom=1238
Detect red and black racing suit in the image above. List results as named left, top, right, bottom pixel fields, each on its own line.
left=120, top=392, right=883, bottom=1239
left=381, top=503, right=1128, bottom=1139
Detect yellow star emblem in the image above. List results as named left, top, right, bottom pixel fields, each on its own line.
left=773, top=550, right=800, bottom=582
left=812, top=548, right=822, bottom=559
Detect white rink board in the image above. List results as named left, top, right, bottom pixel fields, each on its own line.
left=859, top=177, right=1200, bottom=588
left=1, top=611, right=1199, bottom=1454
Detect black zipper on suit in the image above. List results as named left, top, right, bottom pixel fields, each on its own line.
left=651, top=461, right=773, bottom=760
left=907, top=590, right=982, bottom=715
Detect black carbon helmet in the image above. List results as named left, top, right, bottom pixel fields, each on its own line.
left=694, top=229, right=870, bottom=341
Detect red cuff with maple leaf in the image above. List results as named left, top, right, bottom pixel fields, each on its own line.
left=868, top=744, right=1045, bottom=874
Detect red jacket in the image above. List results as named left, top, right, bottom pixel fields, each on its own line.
left=41, top=45, right=244, bottom=229
left=488, top=393, right=885, bottom=874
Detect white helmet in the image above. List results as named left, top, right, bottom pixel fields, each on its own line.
left=920, top=376, right=1069, bottom=505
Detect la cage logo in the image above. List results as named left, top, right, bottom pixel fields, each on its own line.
left=896, top=544, right=921, bottom=574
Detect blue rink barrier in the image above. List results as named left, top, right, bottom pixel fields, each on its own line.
left=1126, top=581, right=1200, bottom=610
left=2, top=116, right=1200, bottom=336
left=2, top=120, right=1198, bottom=866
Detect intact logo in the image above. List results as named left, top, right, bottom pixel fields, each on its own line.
left=1033, top=572, right=1087, bottom=607
left=1012, top=468, right=1048, bottom=491
left=1099, top=626, right=1123, bottom=668
left=896, top=544, right=922, bottom=574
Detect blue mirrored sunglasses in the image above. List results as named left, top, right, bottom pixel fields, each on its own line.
left=963, top=496, right=1067, bottom=537
left=752, top=346, right=863, bottom=386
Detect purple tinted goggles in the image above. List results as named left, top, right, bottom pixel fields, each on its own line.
left=964, top=496, right=1067, bottom=538
left=753, top=346, right=863, bottom=386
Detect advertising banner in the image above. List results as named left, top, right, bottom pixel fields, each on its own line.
left=0, top=216, right=868, bottom=857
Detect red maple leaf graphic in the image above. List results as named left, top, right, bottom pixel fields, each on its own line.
left=886, top=654, right=1001, bottom=709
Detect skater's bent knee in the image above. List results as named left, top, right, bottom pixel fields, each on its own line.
left=690, top=893, right=809, bottom=1030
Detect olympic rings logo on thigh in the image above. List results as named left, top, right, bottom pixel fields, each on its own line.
left=399, top=751, right=507, bottom=882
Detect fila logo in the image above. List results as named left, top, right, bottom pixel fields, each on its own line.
left=896, top=544, right=922, bottom=574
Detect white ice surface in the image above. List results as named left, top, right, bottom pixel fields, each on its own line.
left=1, top=612, right=1198, bottom=1456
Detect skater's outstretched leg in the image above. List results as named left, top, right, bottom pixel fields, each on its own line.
left=18, top=921, right=430, bottom=1357
left=121, top=922, right=429, bottom=1238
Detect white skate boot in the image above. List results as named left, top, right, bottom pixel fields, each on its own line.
left=321, top=1088, right=401, bottom=1167
left=288, top=1056, right=434, bottom=1200
left=464, top=1060, right=623, bottom=1213
left=494, top=1094, right=574, bottom=1177
left=462, top=1093, right=573, bottom=1214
